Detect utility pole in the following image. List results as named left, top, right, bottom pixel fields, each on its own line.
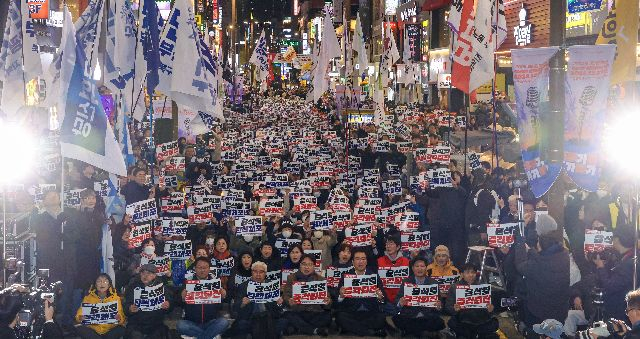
left=231, top=0, right=237, bottom=107
left=545, top=0, right=566, bottom=227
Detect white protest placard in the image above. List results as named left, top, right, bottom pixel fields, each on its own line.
left=247, top=280, right=281, bottom=303
left=94, top=180, right=114, bottom=197
left=275, top=238, right=301, bottom=257
left=161, top=193, right=185, bottom=213
left=258, top=199, right=284, bottom=216
left=427, top=168, right=453, bottom=188
left=432, top=275, right=460, bottom=294
left=224, top=201, right=251, bottom=217
left=185, top=279, right=223, bottom=304
left=128, top=223, right=152, bottom=249
left=293, top=196, right=318, bottom=213
left=156, top=140, right=179, bottom=161
left=154, top=218, right=189, bottom=237
left=160, top=175, right=179, bottom=188
left=487, top=223, right=518, bottom=248
left=343, top=274, right=378, bottom=298
left=394, top=212, right=420, bottom=232
left=344, top=224, right=373, bottom=247
left=165, top=156, right=186, bottom=171
left=310, top=210, right=332, bottom=230
left=265, top=174, right=289, bottom=189
left=211, top=257, right=235, bottom=277
left=292, top=281, right=328, bottom=305
left=281, top=269, right=297, bottom=285
left=328, top=195, right=350, bottom=211
left=164, top=240, right=193, bottom=260
left=455, top=284, right=491, bottom=309
left=133, top=284, right=165, bottom=311
left=236, top=216, right=263, bottom=236
left=468, top=152, right=482, bottom=171
left=126, top=199, right=158, bottom=223
left=404, top=283, right=440, bottom=308
left=353, top=205, right=377, bottom=223
left=80, top=301, right=119, bottom=325
left=266, top=270, right=281, bottom=282
left=414, top=148, right=429, bottom=162
left=382, top=179, right=402, bottom=196
left=326, top=266, right=353, bottom=288
left=187, top=203, right=213, bottom=224
left=140, top=255, right=171, bottom=276
left=378, top=266, right=410, bottom=289
left=584, top=229, right=613, bottom=253
left=401, top=231, right=431, bottom=251
left=331, top=211, right=352, bottom=231
left=426, top=146, right=451, bottom=165
left=64, top=189, right=84, bottom=208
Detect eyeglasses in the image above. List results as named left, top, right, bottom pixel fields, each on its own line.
left=626, top=308, right=639, bottom=314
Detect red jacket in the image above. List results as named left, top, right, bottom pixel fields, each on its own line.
left=377, top=254, right=410, bottom=303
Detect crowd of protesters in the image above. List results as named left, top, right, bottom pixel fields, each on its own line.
left=1, top=92, right=640, bottom=339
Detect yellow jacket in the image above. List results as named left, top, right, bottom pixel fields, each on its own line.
left=426, top=259, right=460, bottom=277
left=75, top=287, right=126, bottom=334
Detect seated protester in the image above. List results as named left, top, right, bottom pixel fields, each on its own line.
left=229, top=221, right=261, bottom=256
left=75, top=274, right=126, bottom=339
left=311, top=229, right=338, bottom=269
left=377, top=234, right=410, bottom=315
left=177, top=258, right=229, bottom=339
left=210, top=236, right=233, bottom=292
left=445, top=263, right=499, bottom=339
left=130, top=238, right=171, bottom=280
left=185, top=246, right=210, bottom=280
left=329, top=243, right=353, bottom=302
left=282, top=254, right=332, bottom=336
left=336, top=248, right=387, bottom=337
left=427, top=245, right=460, bottom=299
left=186, top=221, right=213, bottom=248
left=229, top=250, right=254, bottom=299
left=124, top=264, right=173, bottom=339
left=254, top=241, right=282, bottom=272
left=393, top=257, right=446, bottom=337
left=282, top=244, right=304, bottom=270
left=226, top=261, right=287, bottom=338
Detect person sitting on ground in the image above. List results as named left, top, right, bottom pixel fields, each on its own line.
left=177, top=257, right=229, bottom=339
left=74, top=274, right=126, bottom=339
left=532, top=319, right=565, bottom=339
left=445, top=263, right=499, bottom=339
left=427, top=245, right=460, bottom=299
left=124, top=264, right=172, bottom=339
left=282, top=254, right=331, bottom=336
left=393, top=256, right=446, bottom=337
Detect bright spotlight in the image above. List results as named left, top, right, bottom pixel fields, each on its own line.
left=603, top=112, right=640, bottom=176
left=0, top=121, right=37, bottom=184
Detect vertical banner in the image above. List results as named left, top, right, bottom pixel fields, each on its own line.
left=511, top=47, right=560, bottom=198
left=564, top=45, right=616, bottom=192
left=595, top=0, right=638, bottom=85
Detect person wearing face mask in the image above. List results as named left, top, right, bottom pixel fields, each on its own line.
left=131, top=239, right=172, bottom=280
left=32, top=191, right=66, bottom=283
left=186, top=221, right=213, bottom=248
left=124, top=264, right=173, bottom=339
left=229, top=219, right=262, bottom=256
left=311, top=229, right=337, bottom=269
left=62, top=188, right=106, bottom=329
left=75, top=274, right=126, bottom=339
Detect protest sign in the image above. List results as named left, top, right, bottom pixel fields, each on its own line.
left=258, top=199, right=284, bottom=216
left=129, top=223, right=152, bottom=249
left=427, top=168, right=453, bottom=188
left=584, top=229, right=613, bottom=253
left=154, top=217, right=189, bottom=237
left=236, top=216, right=263, bottom=236
left=64, top=189, right=83, bottom=208
left=185, top=279, right=223, bottom=304
left=140, top=255, right=170, bottom=276
left=94, top=180, right=112, bottom=197
left=328, top=195, right=350, bottom=211
left=468, top=153, right=482, bottom=171
left=211, top=257, right=235, bottom=277
left=161, top=192, right=185, bottom=213
left=187, top=203, right=213, bottom=224
left=343, top=274, right=378, bottom=298
left=281, top=269, right=297, bottom=285
left=165, top=156, right=186, bottom=171
left=265, top=174, right=289, bottom=188
left=160, top=175, right=179, bottom=188
left=253, top=187, right=277, bottom=197
left=427, top=146, right=451, bottom=165
left=394, top=212, right=420, bottom=232
left=331, top=211, right=352, bottom=231
left=382, top=179, right=402, bottom=196
left=292, top=281, right=328, bottom=305
left=126, top=199, right=158, bottom=223
left=401, top=231, right=431, bottom=251
left=345, top=224, right=373, bottom=247
left=247, top=280, right=280, bottom=303
left=275, top=238, right=301, bottom=257
left=164, top=240, right=192, bottom=260
left=224, top=201, right=251, bottom=217
left=487, top=223, right=518, bottom=248
left=133, top=284, right=165, bottom=311
left=266, top=270, right=281, bottom=282
left=455, top=284, right=491, bottom=309
left=414, top=148, right=429, bottom=162
left=403, top=284, right=440, bottom=308
left=353, top=205, right=377, bottom=223
left=196, top=195, right=222, bottom=212
left=378, top=266, right=410, bottom=289
left=326, top=266, right=353, bottom=288
left=80, top=301, right=119, bottom=325
left=432, top=275, right=460, bottom=294
left=293, top=196, right=318, bottom=213
left=386, top=164, right=401, bottom=177
left=156, top=140, right=179, bottom=161
left=310, top=210, right=332, bottom=230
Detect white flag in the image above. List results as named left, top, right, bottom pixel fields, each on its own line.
left=74, top=0, right=104, bottom=77
left=447, top=0, right=463, bottom=33
left=104, top=0, right=136, bottom=103
left=0, top=0, right=26, bottom=117
left=249, top=30, right=269, bottom=83
left=353, top=13, right=369, bottom=70
left=469, top=0, right=507, bottom=92
left=312, top=10, right=341, bottom=101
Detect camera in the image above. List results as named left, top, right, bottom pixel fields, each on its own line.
left=14, top=280, right=63, bottom=339
left=576, top=320, right=618, bottom=339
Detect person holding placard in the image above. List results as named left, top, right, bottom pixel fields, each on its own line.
left=393, top=257, right=446, bottom=337
left=74, top=274, right=126, bottom=339
left=282, top=244, right=304, bottom=270
left=226, top=261, right=287, bottom=338
left=177, top=257, right=229, bottom=339
left=377, top=234, right=410, bottom=315
left=120, top=167, right=152, bottom=205
left=336, top=249, right=387, bottom=337
left=229, top=250, right=254, bottom=299
left=445, top=263, right=499, bottom=339
left=254, top=241, right=282, bottom=272
left=124, top=264, right=172, bottom=339
left=282, top=254, right=331, bottom=336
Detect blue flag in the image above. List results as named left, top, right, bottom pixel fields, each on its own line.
left=141, top=0, right=160, bottom=96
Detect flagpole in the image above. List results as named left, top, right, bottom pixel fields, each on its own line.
left=447, top=30, right=455, bottom=145
left=18, top=1, right=29, bottom=106
left=491, top=0, right=500, bottom=169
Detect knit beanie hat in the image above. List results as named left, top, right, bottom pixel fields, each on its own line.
left=536, top=214, right=558, bottom=236
left=434, top=245, right=450, bottom=257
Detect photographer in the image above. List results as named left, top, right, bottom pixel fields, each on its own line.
left=588, top=288, right=640, bottom=338
left=0, top=288, right=23, bottom=339
left=592, top=225, right=637, bottom=321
